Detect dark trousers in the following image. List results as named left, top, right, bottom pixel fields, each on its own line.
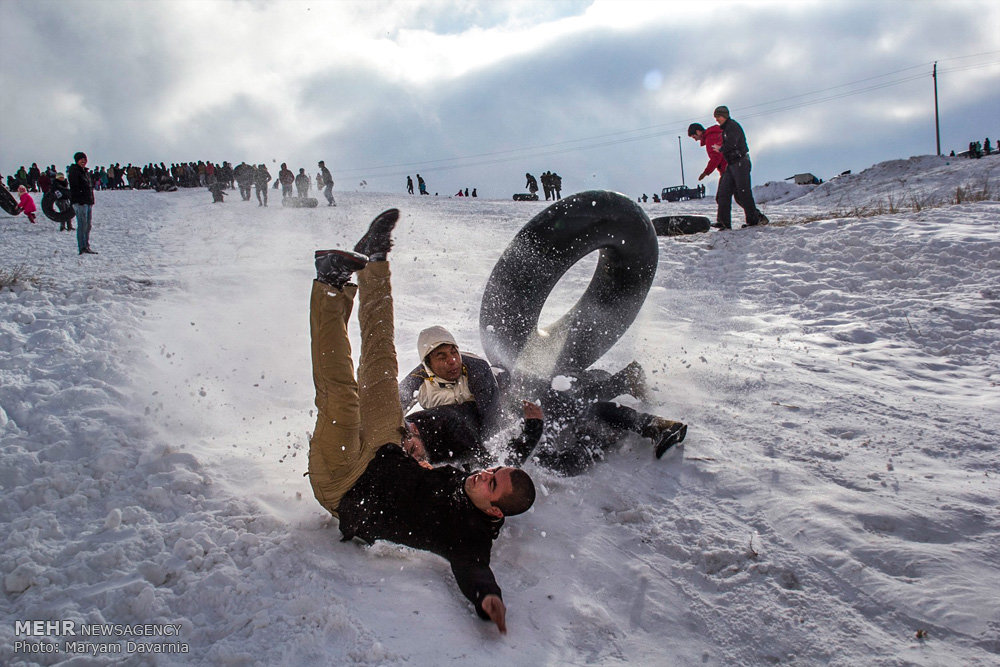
left=716, top=157, right=759, bottom=227
left=534, top=401, right=648, bottom=476
left=73, top=204, right=92, bottom=252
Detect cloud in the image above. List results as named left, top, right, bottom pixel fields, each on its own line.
left=1, top=0, right=997, bottom=197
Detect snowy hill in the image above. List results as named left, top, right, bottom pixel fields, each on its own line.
left=1, top=154, right=999, bottom=666
left=755, top=153, right=999, bottom=209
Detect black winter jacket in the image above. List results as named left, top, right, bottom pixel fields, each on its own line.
left=719, top=118, right=751, bottom=165
left=67, top=164, right=94, bottom=205
left=254, top=167, right=271, bottom=187
left=337, top=444, right=506, bottom=619
left=406, top=401, right=543, bottom=468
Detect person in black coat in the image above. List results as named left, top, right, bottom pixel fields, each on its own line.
left=67, top=151, right=97, bottom=254
left=712, top=106, right=765, bottom=229
left=253, top=164, right=271, bottom=206
left=318, top=160, right=336, bottom=206
left=234, top=162, right=254, bottom=200
left=522, top=372, right=687, bottom=474
left=525, top=172, right=538, bottom=197
left=307, top=209, right=536, bottom=633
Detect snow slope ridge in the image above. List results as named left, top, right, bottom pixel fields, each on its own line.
left=756, top=152, right=999, bottom=208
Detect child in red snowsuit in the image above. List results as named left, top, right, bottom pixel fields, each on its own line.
left=16, top=185, right=37, bottom=223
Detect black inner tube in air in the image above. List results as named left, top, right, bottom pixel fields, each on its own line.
left=479, top=190, right=658, bottom=376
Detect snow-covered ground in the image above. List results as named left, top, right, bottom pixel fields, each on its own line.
left=1, top=154, right=998, bottom=666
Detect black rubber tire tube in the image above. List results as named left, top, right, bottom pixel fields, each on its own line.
left=479, top=190, right=658, bottom=375
left=41, top=189, right=76, bottom=223
left=0, top=186, right=19, bottom=216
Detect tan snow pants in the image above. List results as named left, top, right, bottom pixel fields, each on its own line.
left=307, top=261, right=405, bottom=517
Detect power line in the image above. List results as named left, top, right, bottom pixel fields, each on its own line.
left=335, top=54, right=1000, bottom=179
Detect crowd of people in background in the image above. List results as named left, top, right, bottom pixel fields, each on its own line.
left=3, top=160, right=337, bottom=198
left=6, top=131, right=995, bottom=214
left=963, top=137, right=992, bottom=159
left=6, top=161, right=577, bottom=207
left=4, top=160, right=238, bottom=194
left=2, top=159, right=346, bottom=210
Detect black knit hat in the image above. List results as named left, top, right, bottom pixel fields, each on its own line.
left=74, top=151, right=87, bottom=162
left=713, top=106, right=730, bottom=119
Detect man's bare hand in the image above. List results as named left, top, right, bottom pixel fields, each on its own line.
left=522, top=401, right=543, bottom=421
left=481, top=594, right=507, bottom=634
left=698, top=173, right=706, bottom=181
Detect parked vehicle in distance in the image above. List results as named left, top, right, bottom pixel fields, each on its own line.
left=661, top=185, right=705, bottom=202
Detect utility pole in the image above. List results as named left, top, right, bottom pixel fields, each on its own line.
left=678, top=136, right=685, bottom=186
left=933, top=61, right=941, bottom=156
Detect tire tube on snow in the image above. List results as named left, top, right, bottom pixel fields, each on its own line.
left=479, top=190, right=658, bottom=376
left=41, top=190, right=76, bottom=223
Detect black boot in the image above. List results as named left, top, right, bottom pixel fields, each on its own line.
left=315, top=249, right=368, bottom=289
left=640, top=416, right=687, bottom=459
left=353, top=208, right=399, bottom=261
left=743, top=210, right=769, bottom=228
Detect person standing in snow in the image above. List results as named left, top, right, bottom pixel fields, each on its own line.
left=234, top=162, right=253, bottom=201
left=27, top=163, right=40, bottom=192
left=295, top=168, right=311, bottom=198
left=318, top=160, right=336, bottom=206
left=306, top=209, right=536, bottom=634
left=68, top=151, right=97, bottom=254
left=406, top=175, right=414, bottom=194
left=689, top=120, right=762, bottom=223
left=278, top=163, right=294, bottom=198
left=417, top=173, right=428, bottom=195
left=711, top=106, right=765, bottom=229
left=253, top=164, right=271, bottom=207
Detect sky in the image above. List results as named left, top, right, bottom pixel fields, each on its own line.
left=1, top=0, right=998, bottom=198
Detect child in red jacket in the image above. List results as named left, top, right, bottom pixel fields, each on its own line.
left=16, top=185, right=37, bottom=223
